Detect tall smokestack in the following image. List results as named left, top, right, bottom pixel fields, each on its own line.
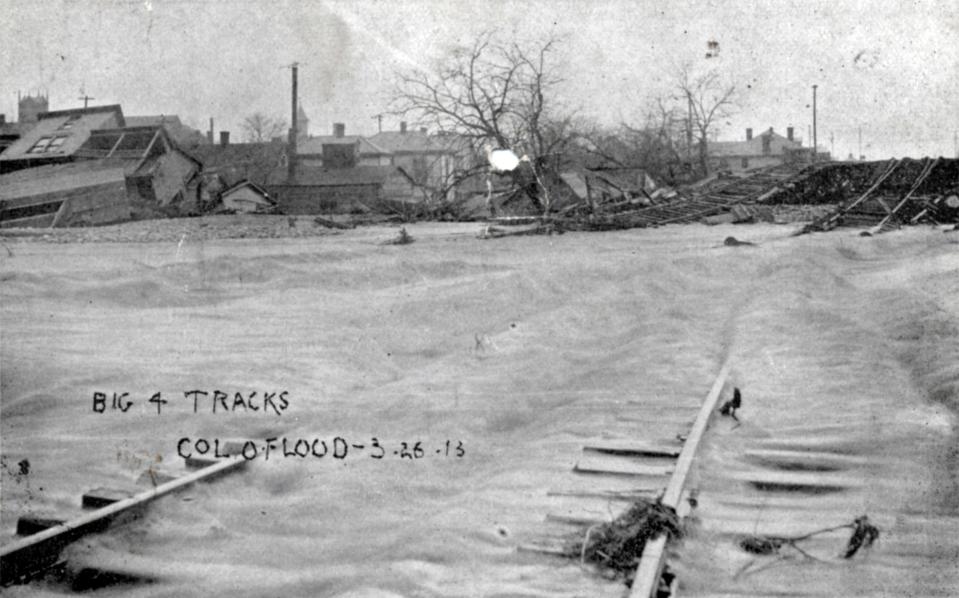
left=208, top=118, right=214, bottom=144
left=288, top=62, right=299, bottom=182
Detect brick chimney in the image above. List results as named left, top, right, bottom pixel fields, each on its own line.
left=220, top=131, right=230, bottom=147
left=333, top=122, right=345, bottom=138
left=787, top=126, right=794, bottom=141
left=746, top=128, right=753, bottom=141
left=400, top=121, right=407, bottom=134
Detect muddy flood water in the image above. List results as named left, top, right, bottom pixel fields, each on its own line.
left=2, top=221, right=957, bottom=597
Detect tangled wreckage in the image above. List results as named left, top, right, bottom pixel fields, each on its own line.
left=482, top=157, right=958, bottom=236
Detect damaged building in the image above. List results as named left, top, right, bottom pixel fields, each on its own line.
left=0, top=111, right=202, bottom=227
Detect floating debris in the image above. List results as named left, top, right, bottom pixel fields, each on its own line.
left=567, top=497, right=681, bottom=583
left=736, top=514, right=880, bottom=577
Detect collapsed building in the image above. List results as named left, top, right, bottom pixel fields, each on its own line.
left=0, top=118, right=201, bottom=228
left=548, top=158, right=958, bottom=233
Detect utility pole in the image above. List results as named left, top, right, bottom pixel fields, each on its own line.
left=78, top=93, right=94, bottom=108
left=830, top=131, right=834, bottom=157
left=858, top=126, right=863, bottom=160
left=286, top=62, right=299, bottom=182
left=372, top=113, right=383, bottom=133
left=812, top=84, right=818, bottom=163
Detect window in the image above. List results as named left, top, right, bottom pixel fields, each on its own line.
left=46, top=136, right=67, bottom=152
left=27, top=137, right=53, bottom=154
left=26, top=136, right=68, bottom=154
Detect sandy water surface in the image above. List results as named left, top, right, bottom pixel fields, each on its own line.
left=1, top=222, right=957, bottom=597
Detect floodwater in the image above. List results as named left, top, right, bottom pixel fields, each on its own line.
left=1, top=222, right=957, bottom=597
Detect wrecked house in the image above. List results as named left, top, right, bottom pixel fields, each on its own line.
left=552, top=157, right=957, bottom=232
left=74, top=125, right=202, bottom=218
left=768, top=157, right=959, bottom=233
left=0, top=162, right=132, bottom=228
left=0, top=105, right=125, bottom=174
left=0, top=122, right=202, bottom=227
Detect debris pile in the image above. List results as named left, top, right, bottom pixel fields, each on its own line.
left=566, top=497, right=682, bottom=584
left=736, top=514, right=880, bottom=578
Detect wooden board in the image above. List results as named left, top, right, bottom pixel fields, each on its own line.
left=1, top=457, right=246, bottom=586
left=573, top=454, right=674, bottom=478
left=630, top=361, right=731, bottom=598
left=583, top=441, right=681, bottom=459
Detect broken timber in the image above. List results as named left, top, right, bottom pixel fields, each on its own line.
left=629, top=361, right=731, bottom=598
left=0, top=456, right=245, bottom=586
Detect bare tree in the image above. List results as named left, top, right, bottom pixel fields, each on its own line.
left=241, top=112, right=288, bottom=143
left=677, top=64, right=737, bottom=176
left=393, top=32, right=575, bottom=212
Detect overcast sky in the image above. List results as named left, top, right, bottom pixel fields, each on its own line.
left=2, top=0, right=956, bottom=159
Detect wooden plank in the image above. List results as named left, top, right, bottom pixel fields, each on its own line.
left=546, top=489, right=657, bottom=501
left=0, top=457, right=245, bottom=586
left=546, top=512, right=612, bottom=525
left=583, top=441, right=681, bottom=458
left=81, top=488, right=135, bottom=509
left=573, top=454, right=674, bottom=478
left=630, top=361, right=731, bottom=598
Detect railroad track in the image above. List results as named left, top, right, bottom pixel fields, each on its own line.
left=0, top=449, right=247, bottom=587
left=519, top=362, right=734, bottom=597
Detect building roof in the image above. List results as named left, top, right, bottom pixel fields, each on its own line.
left=125, top=115, right=183, bottom=128
left=709, top=129, right=801, bottom=158
left=0, top=105, right=126, bottom=164
left=221, top=179, right=276, bottom=204
left=0, top=161, right=127, bottom=201
left=298, top=135, right=391, bottom=156
left=73, top=125, right=201, bottom=177
left=190, top=142, right=287, bottom=186
left=268, top=165, right=400, bottom=187
left=367, top=130, right=459, bottom=154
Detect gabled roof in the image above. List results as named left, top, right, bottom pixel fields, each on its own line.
left=367, top=130, right=459, bottom=154
left=268, top=165, right=400, bottom=187
left=298, top=135, right=390, bottom=156
left=36, top=104, right=125, bottom=126
left=221, top=179, right=275, bottom=203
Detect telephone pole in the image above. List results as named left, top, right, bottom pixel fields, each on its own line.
left=812, top=85, right=818, bottom=162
